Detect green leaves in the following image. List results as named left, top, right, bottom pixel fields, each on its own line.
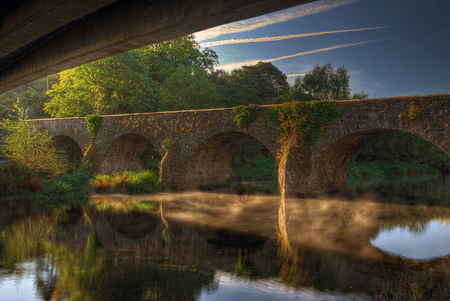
left=44, top=51, right=156, bottom=117
left=233, top=104, right=262, bottom=129
left=159, top=66, right=222, bottom=111
left=86, top=115, right=103, bottom=141
left=296, top=63, right=351, bottom=100
left=0, top=120, right=67, bottom=176
left=268, top=100, right=346, bottom=148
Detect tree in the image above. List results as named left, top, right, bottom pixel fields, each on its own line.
left=0, top=77, right=54, bottom=119
left=159, top=66, right=222, bottom=111
left=138, top=35, right=219, bottom=85
left=298, top=63, right=351, bottom=100
left=230, top=62, right=288, bottom=101
left=220, top=73, right=261, bottom=107
left=1, top=100, right=66, bottom=176
left=352, top=90, right=370, bottom=99
left=44, top=50, right=157, bottom=117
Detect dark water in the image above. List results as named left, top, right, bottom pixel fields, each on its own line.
left=1, top=175, right=450, bottom=300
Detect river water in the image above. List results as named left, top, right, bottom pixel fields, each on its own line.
left=0, top=175, right=449, bottom=300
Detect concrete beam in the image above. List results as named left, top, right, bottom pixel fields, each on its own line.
left=0, top=0, right=117, bottom=64
left=0, top=0, right=316, bottom=94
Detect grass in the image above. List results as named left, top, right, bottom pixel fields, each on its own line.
left=347, top=161, right=440, bottom=182
left=90, top=170, right=159, bottom=194
left=0, top=160, right=160, bottom=203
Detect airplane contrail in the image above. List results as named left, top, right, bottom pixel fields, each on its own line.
left=200, top=27, right=387, bottom=47
left=195, top=0, right=361, bottom=41
left=216, top=39, right=386, bottom=71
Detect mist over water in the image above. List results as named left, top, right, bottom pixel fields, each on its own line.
left=1, top=175, right=450, bottom=300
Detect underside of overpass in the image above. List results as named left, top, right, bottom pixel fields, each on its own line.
left=0, top=0, right=316, bottom=94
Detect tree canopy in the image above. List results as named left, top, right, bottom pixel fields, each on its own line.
left=138, top=35, right=218, bottom=84
left=159, top=66, right=222, bottom=111
left=44, top=51, right=156, bottom=118
left=230, top=62, right=288, bottom=101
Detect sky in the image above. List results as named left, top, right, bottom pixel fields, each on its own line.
left=194, top=0, right=449, bottom=98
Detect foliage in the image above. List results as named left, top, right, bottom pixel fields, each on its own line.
left=352, top=131, right=450, bottom=173
left=230, top=62, right=288, bottom=101
left=219, top=72, right=261, bottom=107
left=44, top=50, right=157, bottom=117
left=231, top=139, right=277, bottom=182
left=90, top=170, right=160, bottom=194
left=407, top=101, right=422, bottom=121
left=1, top=120, right=67, bottom=176
left=138, top=34, right=219, bottom=84
left=159, top=66, right=222, bottom=111
left=295, top=63, right=351, bottom=100
left=352, top=90, right=370, bottom=99
left=347, top=161, right=440, bottom=182
left=140, top=147, right=161, bottom=173
left=0, top=77, right=54, bottom=119
left=162, top=137, right=171, bottom=151
left=233, top=104, right=262, bottom=129
left=268, top=100, right=346, bottom=149
left=35, top=171, right=91, bottom=202
left=86, top=114, right=103, bottom=141
left=0, top=161, right=37, bottom=196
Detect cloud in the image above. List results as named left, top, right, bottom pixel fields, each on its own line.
left=199, top=27, right=386, bottom=47
left=286, top=74, right=306, bottom=77
left=195, top=0, right=360, bottom=41
left=216, top=40, right=377, bottom=71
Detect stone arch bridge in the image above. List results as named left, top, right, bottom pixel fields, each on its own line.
left=34, top=94, right=450, bottom=196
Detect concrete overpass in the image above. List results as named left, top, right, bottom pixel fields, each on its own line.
left=33, top=93, right=450, bottom=195
left=0, top=0, right=316, bottom=94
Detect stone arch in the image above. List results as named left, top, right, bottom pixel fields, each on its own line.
left=51, top=135, right=84, bottom=163
left=185, top=131, right=277, bottom=188
left=100, top=133, right=161, bottom=173
left=308, top=126, right=450, bottom=194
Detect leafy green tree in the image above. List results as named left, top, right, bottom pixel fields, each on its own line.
left=138, top=35, right=218, bottom=84
left=0, top=77, right=53, bottom=119
left=230, top=62, right=288, bottom=101
left=1, top=100, right=67, bottom=176
left=297, top=63, right=351, bottom=100
left=44, top=50, right=157, bottom=117
left=159, top=66, right=222, bottom=111
left=220, top=73, right=260, bottom=107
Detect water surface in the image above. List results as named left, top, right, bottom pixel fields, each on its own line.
left=1, top=175, right=450, bottom=300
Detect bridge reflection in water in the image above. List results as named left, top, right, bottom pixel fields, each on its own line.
left=1, top=188, right=450, bottom=300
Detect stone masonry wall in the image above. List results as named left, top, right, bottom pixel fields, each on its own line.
left=33, top=93, right=450, bottom=194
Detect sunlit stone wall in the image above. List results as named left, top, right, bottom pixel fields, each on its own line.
left=32, top=93, right=450, bottom=194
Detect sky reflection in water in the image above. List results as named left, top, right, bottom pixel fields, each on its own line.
left=371, top=220, right=450, bottom=260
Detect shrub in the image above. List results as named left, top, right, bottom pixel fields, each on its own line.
left=90, top=170, right=159, bottom=194
left=34, top=171, right=91, bottom=202
left=1, top=120, right=67, bottom=176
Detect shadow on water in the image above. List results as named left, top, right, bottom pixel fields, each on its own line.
left=0, top=175, right=450, bottom=300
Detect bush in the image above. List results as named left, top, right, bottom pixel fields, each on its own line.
left=90, top=170, right=159, bottom=194
left=1, top=120, right=67, bottom=176
left=0, top=161, right=37, bottom=196
left=34, top=171, right=91, bottom=202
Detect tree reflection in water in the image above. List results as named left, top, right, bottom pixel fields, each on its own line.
left=0, top=189, right=450, bottom=300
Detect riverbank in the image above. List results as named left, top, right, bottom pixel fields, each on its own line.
left=347, top=160, right=442, bottom=182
